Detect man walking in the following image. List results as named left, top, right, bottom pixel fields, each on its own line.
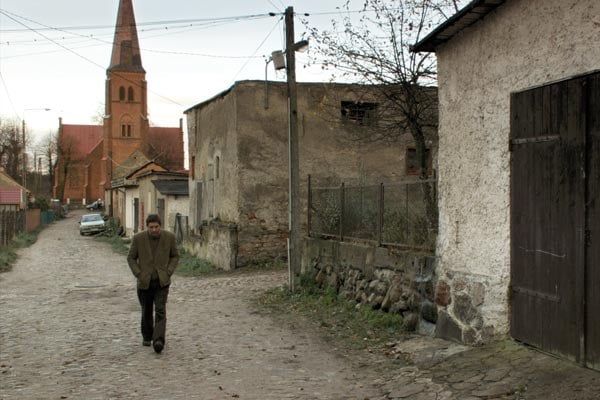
left=127, top=214, right=179, bottom=353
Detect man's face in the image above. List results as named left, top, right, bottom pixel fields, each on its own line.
left=147, top=222, right=161, bottom=237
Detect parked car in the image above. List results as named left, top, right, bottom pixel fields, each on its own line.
left=79, top=213, right=106, bottom=236
left=86, top=199, right=104, bottom=210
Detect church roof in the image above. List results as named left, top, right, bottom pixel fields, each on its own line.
left=108, top=0, right=145, bottom=73
left=149, top=127, right=184, bottom=171
left=59, top=124, right=104, bottom=160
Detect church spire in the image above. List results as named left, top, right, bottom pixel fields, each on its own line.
left=108, top=0, right=145, bottom=72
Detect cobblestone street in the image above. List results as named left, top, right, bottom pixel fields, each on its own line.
left=0, top=211, right=388, bottom=399
left=1, top=211, right=600, bottom=400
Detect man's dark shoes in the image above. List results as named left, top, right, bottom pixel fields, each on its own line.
left=142, top=340, right=151, bottom=347
left=153, top=339, right=164, bottom=353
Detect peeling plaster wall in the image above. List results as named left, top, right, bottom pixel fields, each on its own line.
left=434, top=0, right=600, bottom=343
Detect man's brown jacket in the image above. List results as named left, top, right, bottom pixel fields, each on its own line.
left=127, top=230, right=179, bottom=289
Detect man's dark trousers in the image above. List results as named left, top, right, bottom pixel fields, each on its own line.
left=137, top=279, right=170, bottom=344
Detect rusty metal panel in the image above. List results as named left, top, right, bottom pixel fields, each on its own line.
left=585, top=72, right=600, bottom=369
left=510, top=76, right=586, bottom=363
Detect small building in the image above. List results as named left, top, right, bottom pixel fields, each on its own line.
left=0, top=167, right=28, bottom=211
left=185, top=80, right=437, bottom=270
left=412, top=0, right=599, bottom=369
left=112, top=163, right=188, bottom=237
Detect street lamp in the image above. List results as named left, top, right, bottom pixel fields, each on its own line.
left=22, top=108, right=51, bottom=188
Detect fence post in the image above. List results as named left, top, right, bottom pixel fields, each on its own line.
left=307, top=175, right=312, bottom=238
left=339, top=182, right=345, bottom=242
left=377, top=182, right=383, bottom=246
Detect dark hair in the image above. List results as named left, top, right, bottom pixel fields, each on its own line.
left=146, top=214, right=162, bottom=226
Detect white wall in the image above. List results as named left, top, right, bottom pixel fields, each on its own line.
left=434, top=0, right=600, bottom=341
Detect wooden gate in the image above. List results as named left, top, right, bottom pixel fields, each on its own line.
left=510, top=71, right=599, bottom=369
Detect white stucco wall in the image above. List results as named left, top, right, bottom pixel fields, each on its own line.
left=434, top=0, right=600, bottom=342
left=165, top=195, right=188, bottom=233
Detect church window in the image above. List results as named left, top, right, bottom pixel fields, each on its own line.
left=128, top=87, right=134, bottom=101
left=121, top=124, right=133, bottom=137
left=119, top=86, right=126, bottom=101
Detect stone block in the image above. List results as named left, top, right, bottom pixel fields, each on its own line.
left=435, top=280, right=452, bottom=306
left=453, top=292, right=478, bottom=325
left=420, top=300, right=438, bottom=323
left=436, top=310, right=463, bottom=343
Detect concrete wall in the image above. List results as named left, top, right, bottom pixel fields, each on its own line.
left=433, top=0, right=600, bottom=343
left=183, top=220, right=238, bottom=270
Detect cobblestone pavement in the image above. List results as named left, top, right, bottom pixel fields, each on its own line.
left=1, top=210, right=599, bottom=400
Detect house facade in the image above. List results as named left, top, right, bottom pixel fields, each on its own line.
left=53, top=0, right=183, bottom=208
left=185, top=80, right=437, bottom=270
left=413, top=0, right=599, bottom=369
left=112, top=164, right=188, bottom=237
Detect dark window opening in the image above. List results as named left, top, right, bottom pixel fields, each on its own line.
left=119, top=86, right=126, bottom=101
left=128, top=87, right=134, bottom=102
left=341, top=101, right=378, bottom=125
left=121, top=124, right=133, bottom=137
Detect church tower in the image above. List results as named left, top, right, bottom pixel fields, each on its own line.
left=101, top=0, right=149, bottom=190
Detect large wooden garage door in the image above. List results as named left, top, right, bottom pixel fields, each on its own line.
left=510, top=71, right=599, bottom=369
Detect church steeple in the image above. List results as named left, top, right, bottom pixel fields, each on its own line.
left=109, top=0, right=145, bottom=72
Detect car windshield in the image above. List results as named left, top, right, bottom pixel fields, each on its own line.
left=82, top=214, right=103, bottom=222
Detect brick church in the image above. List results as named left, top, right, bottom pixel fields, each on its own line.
left=53, top=0, right=184, bottom=208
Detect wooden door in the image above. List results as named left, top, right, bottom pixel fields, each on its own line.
left=510, top=72, right=599, bottom=368
left=585, top=73, right=600, bottom=370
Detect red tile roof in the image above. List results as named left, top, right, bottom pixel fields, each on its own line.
left=0, top=188, right=22, bottom=204
left=60, top=125, right=104, bottom=160
left=148, top=127, right=184, bottom=170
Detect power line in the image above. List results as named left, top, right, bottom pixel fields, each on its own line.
left=0, top=12, right=276, bottom=33
left=228, top=16, right=283, bottom=85
left=0, top=9, right=184, bottom=107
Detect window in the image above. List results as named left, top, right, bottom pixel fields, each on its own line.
left=119, top=86, right=125, bottom=101
left=341, top=101, right=378, bottom=125
left=406, top=148, right=432, bottom=176
left=121, top=124, right=132, bottom=137
left=190, top=156, right=195, bottom=180
left=128, top=86, right=134, bottom=101
left=215, top=156, right=220, bottom=179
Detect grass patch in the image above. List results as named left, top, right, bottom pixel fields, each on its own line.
left=175, top=247, right=218, bottom=276
left=254, top=274, right=406, bottom=351
left=96, top=234, right=130, bottom=255
left=0, top=230, right=41, bottom=273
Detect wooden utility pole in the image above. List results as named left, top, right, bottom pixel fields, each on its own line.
left=285, top=6, right=301, bottom=292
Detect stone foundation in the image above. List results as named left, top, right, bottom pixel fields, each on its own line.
left=434, top=271, right=499, bottom=345
left=301, top=237, right=437, bottom=334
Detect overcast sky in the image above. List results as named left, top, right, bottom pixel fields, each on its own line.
left=0, top=0, right=368, bottom=146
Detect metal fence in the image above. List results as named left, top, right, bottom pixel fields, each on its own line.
left=0, top=209, right=56, bottom=247
left=308, top=177, right=438, bottom=250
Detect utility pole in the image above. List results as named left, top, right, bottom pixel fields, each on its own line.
left=22, top=119, right=27, bottom=189
left=285, top=6, right=301, bottom=292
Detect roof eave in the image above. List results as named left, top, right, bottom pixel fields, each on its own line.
left=411, top=0, right=507, bottom=53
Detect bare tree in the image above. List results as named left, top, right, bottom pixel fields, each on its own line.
left=54, top=133, right=78, bottom=202
left=35, top=132, right=58, bottom=197
left=303, top=0, right=464, bottom=222
left=0, top=117, right=24, bottom=182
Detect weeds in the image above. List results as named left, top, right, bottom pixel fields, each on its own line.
left=0, top=230, right=41, bottom=273
left=176, top=247, right=218, bottom=276
left=255, top=273, right=406, bottom=351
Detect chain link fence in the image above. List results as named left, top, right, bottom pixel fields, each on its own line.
left=308, top=177, right=437, bottom=250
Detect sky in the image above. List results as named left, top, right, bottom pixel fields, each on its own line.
left=0, top=0, right=365, bottom=148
